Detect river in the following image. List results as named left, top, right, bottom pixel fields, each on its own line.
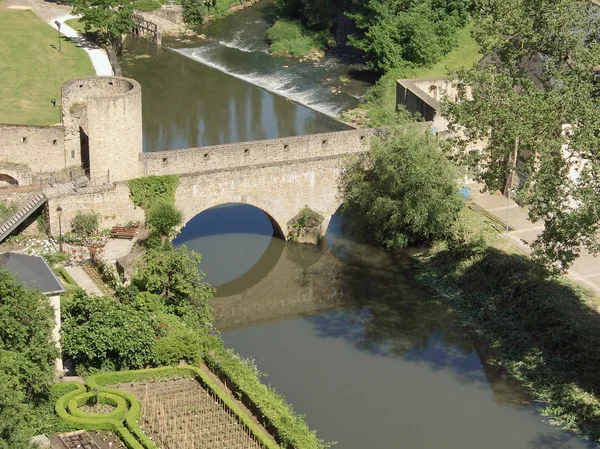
left=120, top=2, right=597, bottom=446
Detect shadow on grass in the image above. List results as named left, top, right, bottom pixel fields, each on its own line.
left=416, top=245, right=600, bottom=440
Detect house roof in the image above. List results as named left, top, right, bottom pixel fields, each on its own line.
left=0, top=252, right=65, bottom=295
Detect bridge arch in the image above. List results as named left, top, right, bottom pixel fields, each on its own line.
left=177, top=195, right=288, bottom=240
left=0, top=173, right=19, bottom=187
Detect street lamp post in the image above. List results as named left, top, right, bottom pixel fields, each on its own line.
left=55, top=21, right=62, bottom=53
left=56, top=205, right=63, bottom=253
left=50, top=99, right=62, bottom=125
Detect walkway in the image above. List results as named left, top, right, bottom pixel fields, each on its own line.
left=466, top=182, right=600, bottom=297
left=48, top=14, right=113, bottom=76
left=64, top=265, right=103, bottom=296
left=28, top=0, right=112, bottom=76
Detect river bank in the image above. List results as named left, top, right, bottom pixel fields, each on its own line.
left=413, top=211, right=600, bottom=442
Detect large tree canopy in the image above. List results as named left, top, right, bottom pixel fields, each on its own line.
left=340, top=127, right=463, bottom=249
left=61, top=291, right=156, bottom=373
left=442, top=0, right=600, bottom=270
left=0, top=269, right=57, bottom=448
left=68, top=0, right=136, bottom=43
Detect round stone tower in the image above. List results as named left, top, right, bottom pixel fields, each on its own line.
left=61, top=76, right=142, bottom=183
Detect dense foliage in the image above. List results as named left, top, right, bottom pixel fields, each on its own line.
left=132, top=245, right=213, bottom=324
left=68, top=0, right=136, bottom=43
left=61, top=291, right=156, bottom=373
left=70, top=211, right=100, bottom=238
left=415, top=210, right=600, bottom=440
left=146, top=202, right=183, bottom=243
left=274, top=0, right=470, bottom=71
left=340, top=127, right=463, bottom=249
left=0, top=269, right=61, bottom=448
left=442, top=0, right=600, bottom=271
left=267, top=19, right=328, bottom=58
left=127, top=175, right=179, bottom=212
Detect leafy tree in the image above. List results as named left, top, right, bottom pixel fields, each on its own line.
left=340, top=127, right=463, bottom=249
left=441, top=0, right=600, bottom=270
left=347, top=0, right=470, bottom=71
left=61, top=291, right=156, bottom=373
left=0, top=370, right=32, bottom=449
left=68, top=0, right=136, bottom=43
left=147, top=202, right=183, bottom=243
left=71, top=211, right=100, bottom=238
left=0, top=269, right=59, bottom=447
left=132, top=245, right=213, bottom=325
left=0, top=270, right=57, bottom=400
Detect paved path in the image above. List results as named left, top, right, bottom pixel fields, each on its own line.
left=466, top=182, right=600, bottom=297
left=48, top=14, right=113, bottom=76
left=64, top=265, right=103, bottom=296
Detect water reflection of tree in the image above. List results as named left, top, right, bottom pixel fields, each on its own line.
left=305, top=245, right=474, bottom=362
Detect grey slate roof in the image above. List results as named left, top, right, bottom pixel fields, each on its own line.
left=0, top=252, right=65, bottom=295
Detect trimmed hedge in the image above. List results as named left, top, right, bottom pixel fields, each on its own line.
left=67, top=392, right=127, bottom=420
left=54, top=381, right=151, bottom=449
left=205, top=347, right=331, bottom=449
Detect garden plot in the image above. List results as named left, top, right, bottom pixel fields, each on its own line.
left=117, top=378, right=267, bottom=449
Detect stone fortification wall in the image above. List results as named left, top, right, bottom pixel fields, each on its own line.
left=0, top=125, right=68, bottom=178
left=62, top=77, right=143, bottom=183
left=174, top=155, right=349, bottom=237
left=140, top=128, right=379, bottom=177
left=46, top=183, right=144, bottom=237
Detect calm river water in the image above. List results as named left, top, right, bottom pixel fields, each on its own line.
left=174, top=205, right=596, bottom=449
left=122, top=2, right=597, bottom=445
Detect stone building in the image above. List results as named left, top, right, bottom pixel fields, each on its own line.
left=0, top=76, right=143, bottom=188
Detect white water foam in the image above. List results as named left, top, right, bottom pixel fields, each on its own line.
left=218, top=32, right=258, bottom=53
left=174, top=46, right=343, bottom=117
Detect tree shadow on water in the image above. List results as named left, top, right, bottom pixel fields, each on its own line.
left=421, top=245, right=600, bottom=440
left=303, top=247, right=488, bottom=387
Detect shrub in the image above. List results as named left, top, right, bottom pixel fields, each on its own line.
left=134, top=0, right=162, bottom=11
left=146, top=201, right=182, bottom=242
left=71, top=211, right=100, bottom=237
left=267, top=19, right=328, bottom=58
left=181, top=0, right=208, bottom=24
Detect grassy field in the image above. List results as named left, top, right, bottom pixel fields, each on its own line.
left=0, top=9, right=95, bottom=125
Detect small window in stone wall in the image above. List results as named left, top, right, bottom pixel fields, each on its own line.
left=108, top=81, right=114, bottom=86
left=360, top=135, right=365, bottom=143
left=71, top=150, right=75, bottom=158
left=244, top=148, right=249, bottom=155
left=284, top=144, right=289, bottom=151
left=322, top=139, right=328, bottom=145
left=21, top=137, right=27, bottom=143
left=162, top=157, right=168, bottom=163
left=204, top=153, right=209, bottom=159
left=53, top=139, right=58, bottom=145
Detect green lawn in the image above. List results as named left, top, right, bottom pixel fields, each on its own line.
left=411, top=22, right=482, bottom=79
left=0, top=9, right=95, bottom=125
left=64, top=17, right=87, bottom=34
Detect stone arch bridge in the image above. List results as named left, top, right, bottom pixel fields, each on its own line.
left=46, top=128, right=381, bottom=239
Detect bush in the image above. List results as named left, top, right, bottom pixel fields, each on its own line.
left=267, top=19, right=328, bottom=58
left=181, top=0, right=208, bottom=25
left=71, top=211, right=100, bottom=237
left=146, top=201, right=182, bottom=242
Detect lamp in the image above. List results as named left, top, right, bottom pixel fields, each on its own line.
left=54, top=21, right=61, bottom=53
left=56, top=205, right=63, bottom=252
